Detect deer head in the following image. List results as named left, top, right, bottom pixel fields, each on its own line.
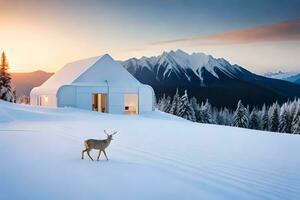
left=104, top=130, right=117, bottom=140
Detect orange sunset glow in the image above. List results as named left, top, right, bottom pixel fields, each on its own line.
left=1, top=0, right=300, bottom=73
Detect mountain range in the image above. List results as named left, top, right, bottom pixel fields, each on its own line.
left=264, top=71, right=300, bottom=85
left=122, top=50, right=300, bottom=108
left=11, top=70, right=53, bottom=97
left=10, top=50, right=300, bottom=109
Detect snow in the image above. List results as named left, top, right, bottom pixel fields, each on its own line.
left=31, top=55, right=102, bottom=95
left=165, top=50, right=241, bottom=80
left=1, top=100, right=300, bottom=200
left=74, top=54, right=141, bottom=87
left=139, top=56, right=158, bottom=70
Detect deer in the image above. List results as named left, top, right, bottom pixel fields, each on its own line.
left=81, top=130, right=117, bottom=161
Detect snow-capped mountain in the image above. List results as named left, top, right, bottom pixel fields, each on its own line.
left=121, top=50, right=300, bottom=108
left=264, top=71, right=300, bottom=85
left=122, top=49, right=244, bottom=86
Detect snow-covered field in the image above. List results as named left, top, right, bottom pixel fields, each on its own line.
left=0, top=101, right=300, bottom=200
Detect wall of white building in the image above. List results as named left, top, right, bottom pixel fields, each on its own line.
left=56, top=84, right=154, bottom=114
left=30, top=93, right=57, bottom=107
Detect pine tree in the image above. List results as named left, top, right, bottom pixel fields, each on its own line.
left=164, top=96, right=172, bottom=113
left=190, top=97, right=200, bottom=121
left=222, top=108, right=232, bottom=126
left=0, top=52, right=14, bottom=102
left=249, top=108, right=260, bottom=130
left=289, top=101, right=297, bottom=122
left=278, top=104, right=292, bottom=133
left=211, top=107, right=219, bottom=124
left=190, top=97, right=199, bottom=113
left=291, top=105, right=300, bottom=134
left=169, top=89, right=180, bottom=116
left=269, top=103, right=280, bottom=132
left=197, top=102, right=204, bottom=122
left=260, top=104, right=269, bottom=131
left=157, top=95, right=165, bottom=111
left=292, top=117, right=300, bottom=134
left=205, top=99, right=214, bottom=123
left=215, top=109, right=225, bottom=125
left=246, top=105, right=250, bottom=120
left=157, top=94, right=171, bottom=113
left=198, top=99, right=213, bottom=124
left=177, top=90, right=196, bottom=121
left=233, top=100, right=249, bottom=128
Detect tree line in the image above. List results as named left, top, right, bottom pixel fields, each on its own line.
left=0, top=52, right=15, bottom=102
left=157, top=90, right=300, bottom=134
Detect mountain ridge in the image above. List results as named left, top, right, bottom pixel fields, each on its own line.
left=122, top=49, right=244, bottom=85
left=264, top=70, right=300, bottom=85
left=11, top=71, right=53, bottom=97
left=122, top=50, right=300, bottom=108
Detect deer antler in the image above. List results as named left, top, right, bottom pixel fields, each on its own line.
left=112, top=131, right=117, bottom=135
left=104, top=130, right=109, bottom=136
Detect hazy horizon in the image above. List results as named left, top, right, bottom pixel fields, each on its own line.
left=1, top=0, right=300, bottom=73
left=8, top=49, right=300, bottom=75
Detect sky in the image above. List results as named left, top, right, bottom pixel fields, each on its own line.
left=1, top=0, right=300, bottom=73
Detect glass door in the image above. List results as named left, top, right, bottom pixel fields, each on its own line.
left=92, top=93, right=107, bottom=112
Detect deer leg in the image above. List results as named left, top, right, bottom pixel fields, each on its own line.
left=82, top=149, right=87, bottom=160
left=87, top=149, right=94, bottom=161
left=97, top=150, right=102, bottom=161
left=103, top=150, right=109, bottom=160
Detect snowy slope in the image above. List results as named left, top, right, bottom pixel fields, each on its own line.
left=0, top=101, right=300, bottom=200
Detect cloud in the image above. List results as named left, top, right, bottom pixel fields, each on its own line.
left=152, top=19, right=300, bottom=46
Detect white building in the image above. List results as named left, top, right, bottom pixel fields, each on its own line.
left=30, top=54, right=155, bottom=114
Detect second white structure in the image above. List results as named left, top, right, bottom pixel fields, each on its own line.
left=30, top=54, right=155, bottom=114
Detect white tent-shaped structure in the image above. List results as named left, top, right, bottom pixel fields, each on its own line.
left=30, top=54, right=155, bottom=114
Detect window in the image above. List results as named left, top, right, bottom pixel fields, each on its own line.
left=124, top=94, right=138, bottom=114
left=39, top=95, right=48, bottom=106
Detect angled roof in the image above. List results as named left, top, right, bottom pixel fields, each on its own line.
left=31, top=54, right=141, bottom=95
